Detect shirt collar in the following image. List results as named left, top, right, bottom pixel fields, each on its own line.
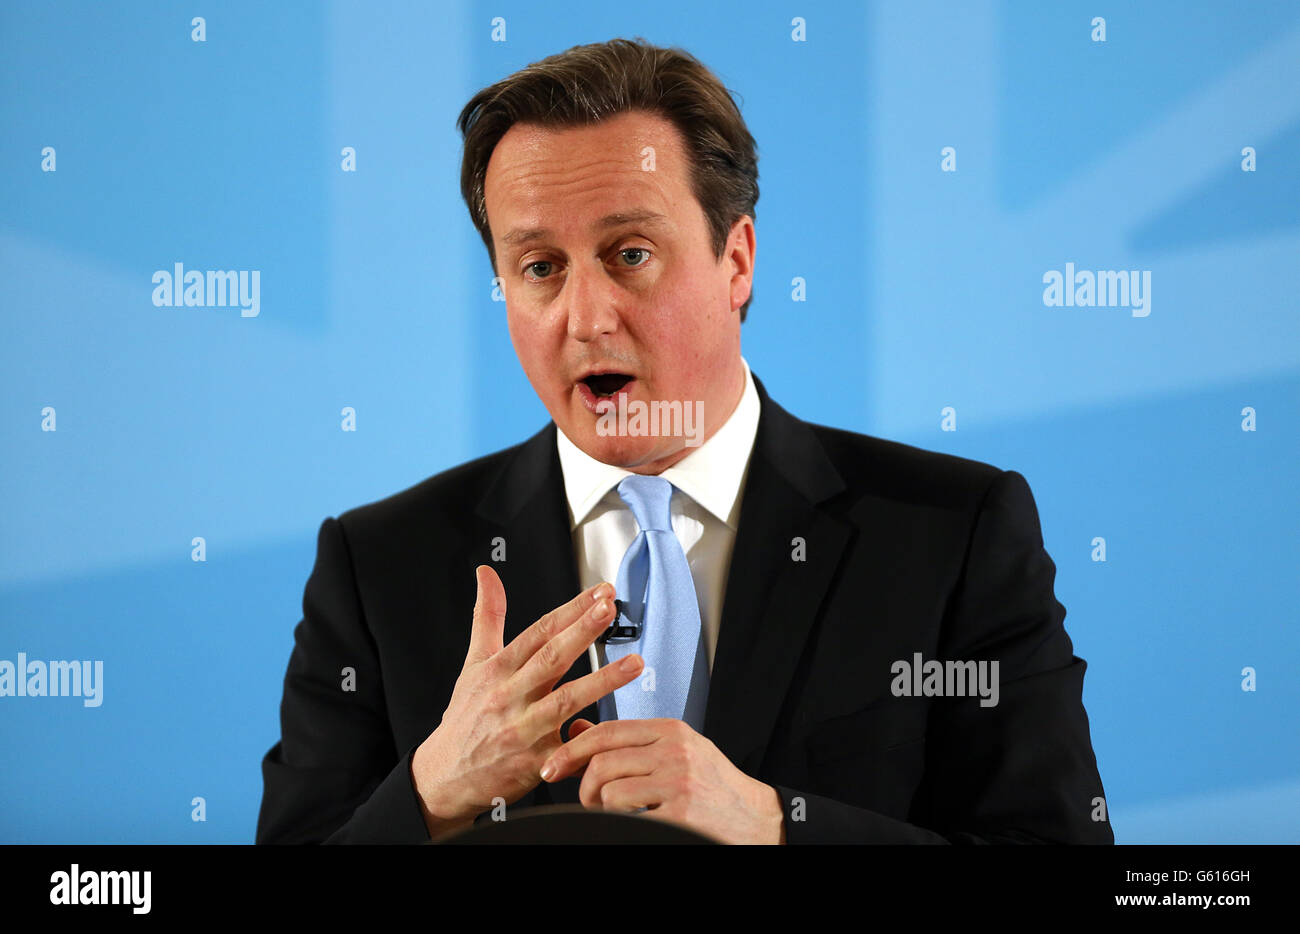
left=555, top=356, right=761, bottom=530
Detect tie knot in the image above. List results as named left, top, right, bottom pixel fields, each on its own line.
left=616, top=474, right=674, bottom=532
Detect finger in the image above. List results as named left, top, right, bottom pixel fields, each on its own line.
left=577, top=747, right=661, bottom=808
left=541, top=717, right=666, bottom=782
left=567, top=718, right=595, bottom=740
left=508, top=591, right=619, bottom=698
left=588, top=775, right=665, bottom=813
left=494, top=581, right=614, bottom=675
left=465, top=565, right=507, bottom=665
left=528, top=653, right=644, bottom=747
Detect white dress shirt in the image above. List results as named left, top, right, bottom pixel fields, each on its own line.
left=555, top=357, right=762, bottom=683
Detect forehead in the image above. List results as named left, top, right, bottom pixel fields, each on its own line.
left=484, top=110, right=693, bottom=240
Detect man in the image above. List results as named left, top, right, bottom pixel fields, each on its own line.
left=256, top=38, right=1112, bottom=845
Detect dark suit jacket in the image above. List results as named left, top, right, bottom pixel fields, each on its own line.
left=256, top=375, right=1112, bottom=844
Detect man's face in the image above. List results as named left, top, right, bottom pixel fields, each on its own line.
left=483, top=109, right=754, bottom=473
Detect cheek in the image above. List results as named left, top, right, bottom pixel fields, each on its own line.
left=507, top=306, right=567, bottom=396
left=645, top=287, right=727, bottom=365
left=644, top=332, right=715, bottom=404
left=506, top=309, right=543, bottom=372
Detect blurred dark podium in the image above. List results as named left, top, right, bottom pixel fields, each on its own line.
left=432, top=805, right=720, bottom=844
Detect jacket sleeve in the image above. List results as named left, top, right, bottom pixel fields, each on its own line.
left=772, top=470, right=1112, bottom=844
left=256, top=516, right=432, bottom=844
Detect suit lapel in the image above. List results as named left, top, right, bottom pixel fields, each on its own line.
left=703, top=377, right=853, bottom=773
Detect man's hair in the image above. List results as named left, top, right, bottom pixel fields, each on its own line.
left=456, top=37, right=760, bottom=321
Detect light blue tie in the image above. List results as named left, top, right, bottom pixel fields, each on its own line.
left=598, top=475, right=710, bottom=732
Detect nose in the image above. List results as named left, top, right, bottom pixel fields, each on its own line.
left=562, top=260, right=621, bottom=342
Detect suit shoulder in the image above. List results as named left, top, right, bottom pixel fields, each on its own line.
left=803, top=421, right=1008, bottom=511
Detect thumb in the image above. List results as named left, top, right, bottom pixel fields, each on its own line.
left=466, top=564, right=506, bottom=664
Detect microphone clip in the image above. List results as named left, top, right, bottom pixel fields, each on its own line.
left=598, top=599, right=643, bottom=644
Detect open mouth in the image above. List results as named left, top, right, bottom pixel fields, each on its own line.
left=576, top=371, right=636, bottom=414
left=581, top=373, right=634, bottom=397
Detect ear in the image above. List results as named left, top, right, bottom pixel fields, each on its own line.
left=725, top=215, right=756, bottom=313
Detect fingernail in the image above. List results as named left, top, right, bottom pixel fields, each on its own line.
left=619, top=654, right=640, bottom=672
left=540, top=761, right=556, bottom=781
left=593, top=582, right=613, bottom=600
left=592, top=599, right=611, bottom=618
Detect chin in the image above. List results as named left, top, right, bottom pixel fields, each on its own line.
left=566, top=425, right=678, bottom=470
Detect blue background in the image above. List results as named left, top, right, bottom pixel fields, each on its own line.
left=1, top=0, right=1296, bottom=843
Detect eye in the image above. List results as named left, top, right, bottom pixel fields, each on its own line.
left=522, top=247, right=650, bottom=283
left=616, top=248, right=650, bottom=268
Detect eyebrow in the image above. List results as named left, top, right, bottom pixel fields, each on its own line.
left=501, top=210, right=671, bottom=248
